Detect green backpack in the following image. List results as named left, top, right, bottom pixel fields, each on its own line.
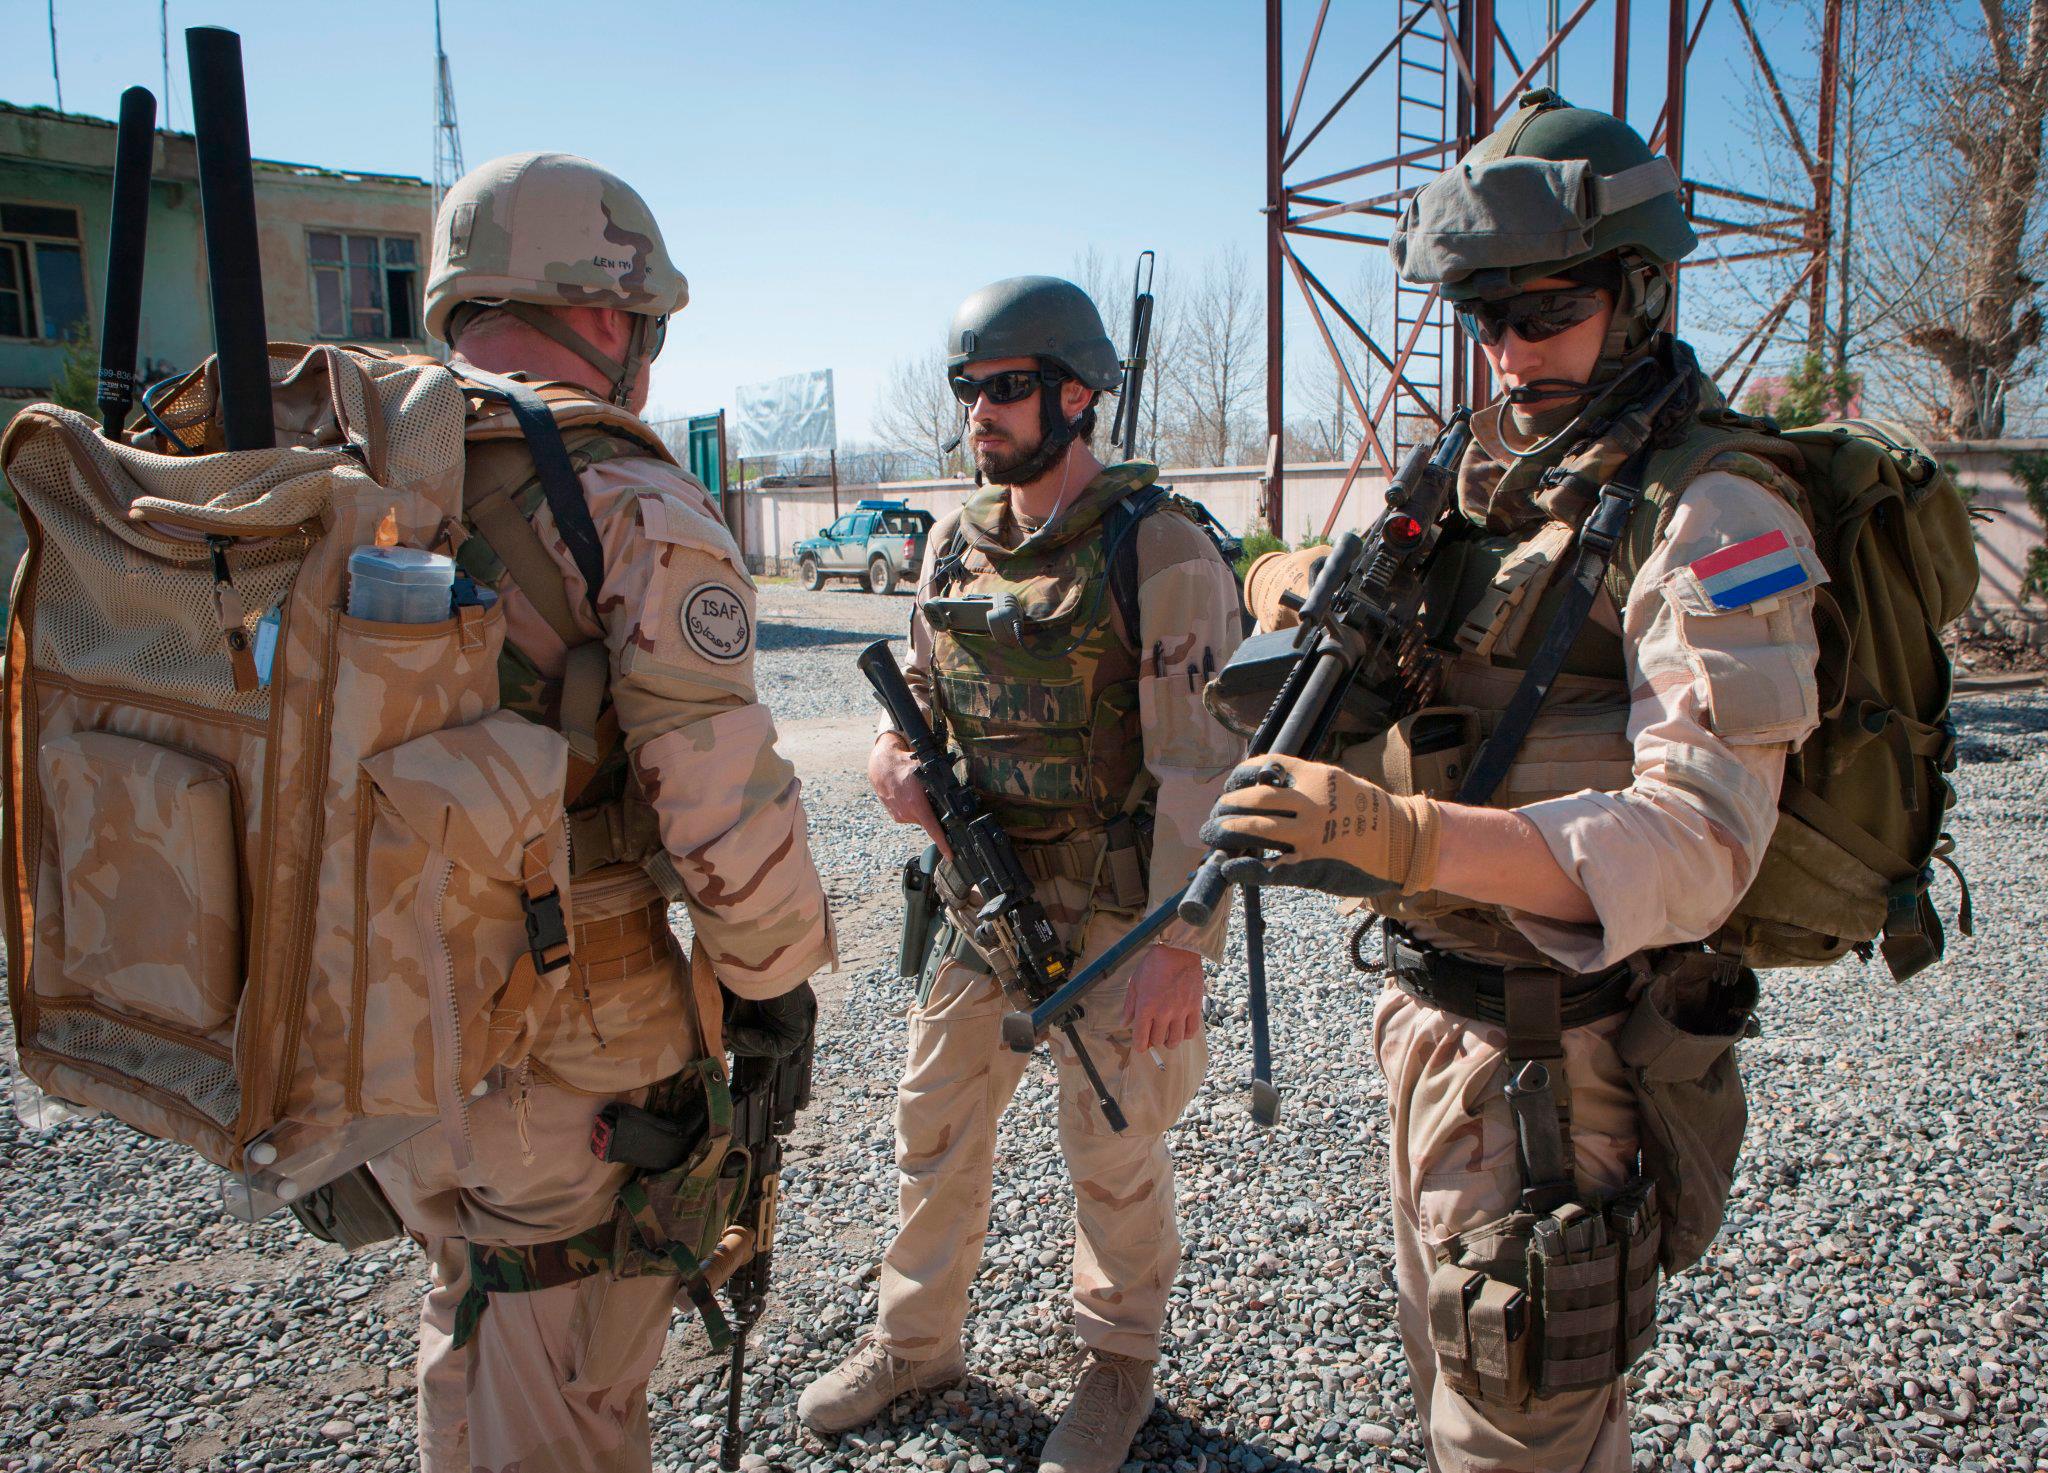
left=1622, top=413, right=1980, bottom=980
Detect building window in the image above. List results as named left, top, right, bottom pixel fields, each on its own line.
left=308, top=231, right=420, bottom=341
left=0, top=202, right=89, bottom=342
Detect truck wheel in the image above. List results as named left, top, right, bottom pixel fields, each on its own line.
left=799, top=555, right=824, bottom=591
left=868, top=555, right=898, bottom=596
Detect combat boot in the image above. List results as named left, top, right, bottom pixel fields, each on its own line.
left=795, top=1334, right=967, bottom=1434
left=1038, top=1349, right=1156, bottom=1473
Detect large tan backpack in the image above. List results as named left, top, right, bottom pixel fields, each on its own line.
left=1, top=343, right=574, bottom=1209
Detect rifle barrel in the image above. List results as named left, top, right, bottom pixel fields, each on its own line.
left=96, top=86, right=155, bottom=439
left=186, top=27, right=273, bottom=451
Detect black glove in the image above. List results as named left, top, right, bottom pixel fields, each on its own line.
left=724, top=980, right=818, bottom=1060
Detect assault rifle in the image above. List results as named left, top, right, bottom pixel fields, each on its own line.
left=1178, top=409, right=1474, bottom=926
left=718, top=1033, right=812, bottom=1471
left=1108, top=250, right=1155, bottom=459
left=991, top=411, right=1475, bottom=1067
left=857, top=639, right=1131, bottom=1132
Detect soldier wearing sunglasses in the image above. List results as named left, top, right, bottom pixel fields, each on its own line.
left=799, top=276, right=1243, bottom=1473
left=1203, top=91, right=1825, bottom=1471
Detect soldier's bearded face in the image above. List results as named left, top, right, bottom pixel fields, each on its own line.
left=962, top=355, right=1049, bottom=481
left=1479, top=275, right=1616, bottom=406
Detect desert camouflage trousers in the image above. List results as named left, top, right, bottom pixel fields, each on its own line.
left=1373, top=980, right=1640, bottom=1473
left=877, top=907, right=1208, bottom=1364
left=367, top=881, right=704, bottom=1473
left=369, top=1072, right=678, bottom=1473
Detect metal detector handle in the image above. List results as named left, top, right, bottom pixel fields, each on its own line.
left=96, top=86, right=155, bottom=439
left=186, top=27, right=273, bottom=450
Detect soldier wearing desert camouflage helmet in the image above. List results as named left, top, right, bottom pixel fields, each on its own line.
left=796, top=277, right=1244, bottom=1473
left=1203, top=91, right=1825, bottom=1470
left=364, top=151, right=834, bottom=1473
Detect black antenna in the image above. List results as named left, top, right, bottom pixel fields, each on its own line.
left=1111, top=249, right=1156, bottom=458
left=96, top=86, right=155, bottom=438
left=186, top=27, right=274, bottom=450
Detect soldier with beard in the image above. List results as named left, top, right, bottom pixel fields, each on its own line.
left=797, top=277, right=1243, bottom=1473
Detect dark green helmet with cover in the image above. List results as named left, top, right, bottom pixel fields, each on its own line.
left=1390, top=88, right=1696, bottom=303
left=947, top=276, right=1121, bottom=390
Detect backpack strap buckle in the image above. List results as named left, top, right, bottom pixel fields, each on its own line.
left=519, top=835, right=572, bottom=975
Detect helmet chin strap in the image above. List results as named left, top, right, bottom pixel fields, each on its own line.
left=1503, top=254, right=1671, bottom=410
left=497, top=300, right=653, bottom=406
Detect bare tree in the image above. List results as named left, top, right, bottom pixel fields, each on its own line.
left=1158, top=246, right=1265, bottom=467
left=1285, top=264, right=1388, bottom=462
left=871, top=350, right=969, bottom=479
left=1887, top=0, right=2048, bottom=436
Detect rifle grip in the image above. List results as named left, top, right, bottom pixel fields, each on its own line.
left=702, top=1225, right=755, bottom=1292
left=1179, top=857, right=1230, bottom=927
left=1000, top=1010, right=1038, bottom=1054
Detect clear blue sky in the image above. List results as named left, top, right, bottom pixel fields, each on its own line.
left=2, top=0, right=1826, bottom=440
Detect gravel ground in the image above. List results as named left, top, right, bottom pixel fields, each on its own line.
left=3, top=582, right=2045, bottom=1473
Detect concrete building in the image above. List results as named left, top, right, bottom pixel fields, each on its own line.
left=1, top=99, right=432, bottom=433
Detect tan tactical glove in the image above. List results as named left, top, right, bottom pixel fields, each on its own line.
left=1198, top=752, right=1443, bottom=897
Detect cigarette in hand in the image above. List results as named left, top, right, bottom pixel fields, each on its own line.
left=1149, top=1048, right=1166, bottom=1070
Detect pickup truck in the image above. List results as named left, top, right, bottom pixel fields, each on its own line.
left=793, top=499, right=935, bottom=595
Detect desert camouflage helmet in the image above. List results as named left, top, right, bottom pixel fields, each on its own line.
left=947, top=276, right=1121, bottom=390
left=1390, top=89, right=1697, bottom=302
left=424, top=152, right=688, bottom=342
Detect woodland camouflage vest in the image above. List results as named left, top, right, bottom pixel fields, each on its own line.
left=927, top=464, right=1157, bottom=842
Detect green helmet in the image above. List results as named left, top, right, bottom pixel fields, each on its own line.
left=947, top=276, right=1121, bottom=390
left=1390, top=89, right=1696, bottom=303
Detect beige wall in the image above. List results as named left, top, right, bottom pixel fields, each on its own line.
left=737, top=441, right=2048, bottom=634
left=254, top=172, right=433, bottom=350
left=739, top=461, right=1393, bottom=575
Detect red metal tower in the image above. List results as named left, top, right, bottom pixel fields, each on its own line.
left=1263, top=0, right=1844, bottom=537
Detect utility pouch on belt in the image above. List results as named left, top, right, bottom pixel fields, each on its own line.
left=1427, top=1176, right=1661, bottom=1408
left=1616, top=952, right=1757, bottom=1274
left=900, top=844, right=943, bottom=979
left=289, top=1164, right=405, bottom=1252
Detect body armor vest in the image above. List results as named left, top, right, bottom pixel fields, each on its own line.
left=926, top=465, right=1158, bottom=846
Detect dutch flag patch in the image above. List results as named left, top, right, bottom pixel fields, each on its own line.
left=1685, top=530, right=1822, bottom=611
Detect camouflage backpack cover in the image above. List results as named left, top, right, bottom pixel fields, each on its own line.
left=0, top=343, right=576, bottom=1211
left=1624, top=411, right=1979, bottom=979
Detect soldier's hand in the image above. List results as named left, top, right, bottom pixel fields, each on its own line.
left=1123, top=945, right=1205, bottom=1054
left=869, top=731, right=951, bottom=857
left=724, top=980, right=818, bottom=1060
left=1199, top=754, right=1443, bottom=897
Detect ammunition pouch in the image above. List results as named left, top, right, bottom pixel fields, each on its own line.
left=289, top=1164, right=405, bottom=1252
left=1616, top=951, right=1757, bottom=1274
left=1428, top=1176, right=1661, bottom=1407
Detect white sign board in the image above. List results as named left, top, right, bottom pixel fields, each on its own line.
left=732, top=368, right=837, bottom=459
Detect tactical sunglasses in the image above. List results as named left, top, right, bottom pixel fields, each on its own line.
left=1455, top=288, right=1606, bottom=346
left=948, top=366, right=1068, bottom=407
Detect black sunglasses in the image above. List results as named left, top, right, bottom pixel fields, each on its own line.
left=1456, top=288, right=1606, bottom=346
left=948, top=366, right=1068, bottom=407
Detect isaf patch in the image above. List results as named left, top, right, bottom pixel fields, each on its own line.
left=681, top=581, right=751, bottom=662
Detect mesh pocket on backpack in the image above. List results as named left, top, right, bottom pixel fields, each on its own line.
left=35, top=1007, right=240, bottom=1127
